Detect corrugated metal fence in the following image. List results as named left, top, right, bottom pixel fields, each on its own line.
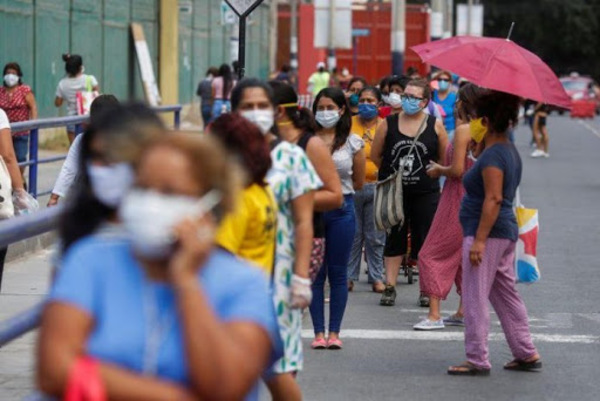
left=0, top=0, right=272, bottom=117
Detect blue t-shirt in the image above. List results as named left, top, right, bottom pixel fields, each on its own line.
left=460, top=143, right=522, bottom=241
left=50, top=236, right=282, bottom=401
left=433, top=90, right=457, bottom=132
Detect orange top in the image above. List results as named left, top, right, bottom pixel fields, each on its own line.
left=351, top=115, right=382, bottom=183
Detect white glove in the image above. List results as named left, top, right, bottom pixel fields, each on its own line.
left=290, top=274, right=312, bottom=309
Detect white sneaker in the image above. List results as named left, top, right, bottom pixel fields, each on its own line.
left=543, top=152, right=550, bottom=158
left=530, top=149, right=544, bottom=158
left=413, top=318, right=445, bottom=331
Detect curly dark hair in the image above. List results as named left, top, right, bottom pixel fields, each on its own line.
left=312, top=87, right=352, bottom=153
left=209, top=113, right=271, bottom=187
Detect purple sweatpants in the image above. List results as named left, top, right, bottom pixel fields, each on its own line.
left=462, top=236, right=538, bottom=370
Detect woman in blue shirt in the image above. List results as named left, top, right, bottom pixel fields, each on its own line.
left=432, top=70, right=458, bottom=139
left=37, top=128, right=281, bottom=399
left=448, top=91, right=541, bottom=376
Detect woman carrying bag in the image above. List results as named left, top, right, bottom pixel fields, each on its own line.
left=371, top=78, right=448, bottom=307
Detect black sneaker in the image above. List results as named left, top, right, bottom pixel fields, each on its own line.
left=419, top=294, right=430, bottom=307
left=380, top=285, right=396, bottom=306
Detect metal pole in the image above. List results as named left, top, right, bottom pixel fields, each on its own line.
left=467, top=0, right=473, bottom=35
left=327, top=0, right=336, bottom=70
left=391, top=0, right=405, bottom=75
left=28, top=128, right=38, bottom=198
left=352, top=36, right=358, bottom=75
left=290, top=0, right=299, bottom=74
left=238, top=17, right=246, bottom=79
left=174, top=110, right=181, bottom=129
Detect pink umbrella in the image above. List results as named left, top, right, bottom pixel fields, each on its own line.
left=411, top=35, right=571, bottom=109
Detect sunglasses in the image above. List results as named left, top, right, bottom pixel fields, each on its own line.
left=438, top=78, right=450, bottom=82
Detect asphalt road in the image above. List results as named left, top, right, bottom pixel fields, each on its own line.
left=1, top=115, right=599, bottom=400
left=296, top=115, right=600, bottom=400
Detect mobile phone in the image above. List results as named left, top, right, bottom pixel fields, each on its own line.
left=194, top=189, right=222, bottom=216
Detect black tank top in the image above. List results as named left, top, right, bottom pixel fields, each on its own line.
left=378, top=113, right=440, bottom=195
left=298, top=132, right=325, bottom=239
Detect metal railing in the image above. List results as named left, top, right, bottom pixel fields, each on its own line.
left=12, top=105, right=182, bottom=198
left=0, top=104, right=182, bottom=348
left=0, top=207, right=63, bottom=347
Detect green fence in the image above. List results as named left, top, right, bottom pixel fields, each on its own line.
left=0, top=0, right=272, bottom=117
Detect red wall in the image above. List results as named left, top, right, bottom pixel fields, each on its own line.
left=279, top=3, right=431, bottom=91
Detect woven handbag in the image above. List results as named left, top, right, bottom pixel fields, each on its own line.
left=373, top=116, right=428, bottom=231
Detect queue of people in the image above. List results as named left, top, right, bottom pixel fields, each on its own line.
left=0, top=59, right=545, bottom=399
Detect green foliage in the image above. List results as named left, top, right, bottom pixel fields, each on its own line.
left=481, top=0, right=600, bottom=80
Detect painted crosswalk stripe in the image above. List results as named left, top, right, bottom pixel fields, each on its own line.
left=301, top=329, right=599, bottom=344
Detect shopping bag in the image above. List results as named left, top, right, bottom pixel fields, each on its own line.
left=515, top=205, right=541, bottom=284
left=76, top=75, right=99, bottom=116
left=0, top=156, right=14, bottom=220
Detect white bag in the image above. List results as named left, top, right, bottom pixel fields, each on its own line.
left=0, top=156, right=14, bottom=220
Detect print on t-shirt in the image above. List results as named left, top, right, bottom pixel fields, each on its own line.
left=391, top=140, right=431, bottom=185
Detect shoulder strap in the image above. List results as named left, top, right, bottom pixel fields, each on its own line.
left=297, top=131, right=312, bottom=151
left=390, top=114, right=429, bottom=172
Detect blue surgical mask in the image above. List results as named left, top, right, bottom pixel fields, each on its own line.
left=358, top=103, right=378, bottom=120
left=401, top=97, right=423, bottom=116
left=349, top=93, right=360, bottom=107
left=439, top=80, right=450, bottom=91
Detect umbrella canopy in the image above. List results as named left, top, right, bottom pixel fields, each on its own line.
left=411, top=36, right=571, bottom=109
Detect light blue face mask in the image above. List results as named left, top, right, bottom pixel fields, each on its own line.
left=439, top=80, right=450, bottom=91
left=401, top=97, right=423, bottom=115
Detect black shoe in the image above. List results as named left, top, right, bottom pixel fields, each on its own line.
left=419, top=294, right=430, bottom=307
left=380, top=285, right=396, bottom=306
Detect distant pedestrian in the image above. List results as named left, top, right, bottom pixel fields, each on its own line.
left=413, top=83, right=486, bottom=331
left=337, top=67, right=353, bottom=90
left=386, top=75, right=408, bottom=116
left=196, top=66, right=217, bottom=127
left=432, top=70, right=458, bottom=140
left=271, top=64, right=292, bottom=85
left=448, top=90, right=541, bottom=376
left=345, top=76, right=367, bottom=116
left=308, top=62, right=331, bottom=98
left=310, top=87, right=365, bottom=350
left=0, top=62, right=38, bottom=173
left=348, top=86, right=386, bottom=293
left=531, top=102, right=550, bottom=158
left=378, top=76, right=392, bottom=119
left=55, top=54, right=100, bottom=144
left=371, top=78, right=448, bottom=307
left=211, top=63, right=235, bottom=121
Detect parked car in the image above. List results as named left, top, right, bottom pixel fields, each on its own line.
left=559, top=73, right=600, bottom=115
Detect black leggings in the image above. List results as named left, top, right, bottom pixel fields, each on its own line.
left=384, top=191, right=440, bottom=259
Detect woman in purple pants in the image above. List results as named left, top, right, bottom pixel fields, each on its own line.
left=448, top=91, right=542, bottom=376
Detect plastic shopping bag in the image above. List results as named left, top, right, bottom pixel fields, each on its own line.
left=13, top=189, right=39, bottom=216
left=76, top=75, right=99, bottom=115
left=515, top=205, right=541, bottom=284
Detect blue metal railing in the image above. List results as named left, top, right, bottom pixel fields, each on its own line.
left=12, top=105, right=182, bottom=198
left=0, top=207, right=63, bottom=347
left=0, top=104, right=182, bottom=348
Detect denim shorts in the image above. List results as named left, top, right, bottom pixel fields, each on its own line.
left=12, top=135, right=29, bottom=163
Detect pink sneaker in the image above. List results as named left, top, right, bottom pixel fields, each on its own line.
left=327, top=338, right=343, bottom=350
left=311, top=338, right=327, bottom=349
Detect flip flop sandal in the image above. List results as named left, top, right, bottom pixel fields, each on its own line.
left=448, top=362, right=491, bottom=376
left=504, top=359, right=542, bottom=372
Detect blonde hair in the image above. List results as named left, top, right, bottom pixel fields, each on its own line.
left=143, top=132, right=242, bottom=218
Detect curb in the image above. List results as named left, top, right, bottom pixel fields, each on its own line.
left=6, top=232, right=55, bottom=264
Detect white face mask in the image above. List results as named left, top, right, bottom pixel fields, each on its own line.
left=382, top=94, right=390, bottom=105
left=4, top=74, right=19, bottom=87
left=119, top=189, right=200, bottom=260
left=315, top=110, right=341, bottom=128
left=241, top=109, right=274, bottom=135
left=388, top=93, right=403, bottom=109
left=87, top=163, right=134, bottom=208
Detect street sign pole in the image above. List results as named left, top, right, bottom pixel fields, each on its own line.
left=224, top=0, right=265, bottom=80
